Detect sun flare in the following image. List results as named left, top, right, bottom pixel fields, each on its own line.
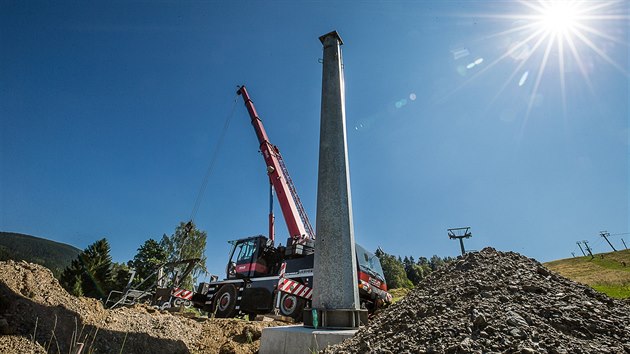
left=537, top=1, right=580, bottom=36
left=451, top=0, right=629, bottom=131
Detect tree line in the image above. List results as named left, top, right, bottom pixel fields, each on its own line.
left=375, top=248, right=455, bottom=289
left=59, top=221, right=207, bottom=300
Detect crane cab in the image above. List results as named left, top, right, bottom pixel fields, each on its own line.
left=226, top=235, right=280, bottom=279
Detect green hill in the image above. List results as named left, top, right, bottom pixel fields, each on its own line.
left=0, top=232, right=81, bottom=277
left=545, top=249, right=630, bottom=299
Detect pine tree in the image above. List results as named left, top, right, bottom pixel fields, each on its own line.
left=403, top=255, right=424, bottom=286
left=110, top=262, right=132, bottom=291
left=68, top=274, right=83, bottom=297
left=429, top=254, right=445, bottom=271
left=128, top=238, right=168, bottom=287
left=60, top=238, right=114, bottom=299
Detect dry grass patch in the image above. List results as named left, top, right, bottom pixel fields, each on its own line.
left=545, top=249, right=630, bottom=298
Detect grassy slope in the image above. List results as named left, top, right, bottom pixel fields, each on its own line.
left=545, top=249, right=630, bottom=299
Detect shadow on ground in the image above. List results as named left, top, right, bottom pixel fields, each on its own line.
left=0, top=282, right=190, bottom=354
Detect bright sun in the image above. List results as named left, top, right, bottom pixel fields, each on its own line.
left=538, top=1, right=579, bottom=36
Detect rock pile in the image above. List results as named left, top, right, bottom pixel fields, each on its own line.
left=325, top=248, right=630, bottom=353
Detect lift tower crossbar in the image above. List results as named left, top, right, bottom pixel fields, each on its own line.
left=448, top=227, right=472, bottom=256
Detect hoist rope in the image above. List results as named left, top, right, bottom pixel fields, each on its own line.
left=189, top=95, right=239, bottom=222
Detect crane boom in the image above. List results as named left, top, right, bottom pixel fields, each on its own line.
left=236, top=86, right=315, bottom=244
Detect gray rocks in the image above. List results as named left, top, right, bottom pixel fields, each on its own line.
left=506, top=311, right=529, bottom=327
left=324, top=248, right=630, bottom=353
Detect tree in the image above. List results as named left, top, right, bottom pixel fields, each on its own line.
left=443, top=256, right=456, bottom=264
left=429, top=254, right=445, bottom=271
left=160, top=221, right=208, bottom=289
left=110, top=262, right=132, bottom=291
left=70, top=275, right=83, bottom=297
left=404, top=261, right=425, bottom=286
left=128, top=238, right=168, bottom=287
left=60, top=238, right=114, bottom=299
left=376, top=249, right=413, bottom=289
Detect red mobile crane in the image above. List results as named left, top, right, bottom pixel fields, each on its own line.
left=191, top=86, right=390, bottom=320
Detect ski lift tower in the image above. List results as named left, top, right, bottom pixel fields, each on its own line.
left=448, top=227, right=472, bottom=256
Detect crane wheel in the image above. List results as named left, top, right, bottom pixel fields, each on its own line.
left=279, top=293, right=305, bottom=321
left=213, top=284, right=238, bottom=318
left=173, top=298, right=192, bottom=308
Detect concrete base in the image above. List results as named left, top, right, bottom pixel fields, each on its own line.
left=259, top=325, right=357, bottom=354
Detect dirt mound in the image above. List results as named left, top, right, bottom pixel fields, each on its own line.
left=325, top=248, right=630, bottom=353
left=0, top=260, right=287, bottom=353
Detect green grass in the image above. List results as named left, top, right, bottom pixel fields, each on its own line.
left=545, top=249, right=630, bottom=299
left=590, top=253, right=630, bottom=271
left=591, top=283, right=630, bottom=299
left=389, top=287, right=411, bottom=303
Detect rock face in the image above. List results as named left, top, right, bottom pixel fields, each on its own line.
left=325, top=248, right=630, bottom=353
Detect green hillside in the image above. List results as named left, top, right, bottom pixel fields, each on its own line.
left=0, top=232, right=81, bottom=277
left=545, top=249, right=630, bottom=299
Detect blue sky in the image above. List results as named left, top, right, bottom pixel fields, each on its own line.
left=1, top=1, right=628, bottom=279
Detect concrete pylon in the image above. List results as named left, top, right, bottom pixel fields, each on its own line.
left=303, top=30, right=367, bottom=329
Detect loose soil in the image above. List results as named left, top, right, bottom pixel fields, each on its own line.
left=0, top=260, right=288, bottom=354
left=325, top=248, right=630, bottom=353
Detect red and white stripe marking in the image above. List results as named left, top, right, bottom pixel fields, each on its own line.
left=278, top=278, right=312, bottom=300
left=276, top=262, right=287, bottom=292
left=276, top=262, right=312, bottom=299
left=171, top=287, right=193, bottom=300
left=278, top=262, right=287, bottom=279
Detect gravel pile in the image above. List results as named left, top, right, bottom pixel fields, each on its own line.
left=325, top=248, right=630, bottom=353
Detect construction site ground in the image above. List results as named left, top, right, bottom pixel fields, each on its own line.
left=3, top=248, right=630, bottom=353
left=0, top=260, right=290, bottom=354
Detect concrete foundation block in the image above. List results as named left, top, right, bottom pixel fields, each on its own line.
left=259, top=325, right=356, bottom=354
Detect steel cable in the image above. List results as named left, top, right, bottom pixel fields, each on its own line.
left=189, top=95, right=239, bottom=222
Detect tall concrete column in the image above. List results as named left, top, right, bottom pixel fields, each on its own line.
left=304, top=30, right=366, bottom=329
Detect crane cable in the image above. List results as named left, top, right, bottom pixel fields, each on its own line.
left=189, top=95, right=239, bottom=222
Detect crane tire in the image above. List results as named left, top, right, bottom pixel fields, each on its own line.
left=279, top=293, right=305, bottom=322
left=213, top=284, right=238, bottom=318
left=172, top=297, right=185, bottom=308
